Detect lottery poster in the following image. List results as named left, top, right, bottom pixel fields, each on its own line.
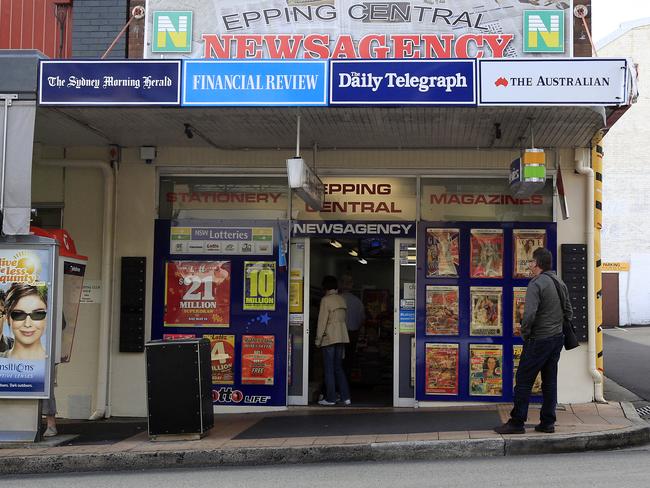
left=469, top=344, right=503, bottom=397
left=513, top=287, right=527, bottom=337
left=513, top=230, right=546, bottom=278
left=426, top=228, right=460, bottom=277
left=243, top=262, right=276, bottom=311
left=203, top=334, right=235, bottom=384
left=425, top=286, right=459, bottom=336
left=163, top=261, right=231, bottom=327
left=425, top=343, right=459, bottom=395
left=513, top=345, right=542, bottom=395
left=470, top=229, right=503, bottom=278
left=470, top=287, right=502, bottom=336
left=241, top=335, right=275, bottom=385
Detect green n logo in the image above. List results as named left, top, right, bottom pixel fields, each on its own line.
left=153, top=11, right=193, bottom=53
left=523, top=10, right=564, bottom=53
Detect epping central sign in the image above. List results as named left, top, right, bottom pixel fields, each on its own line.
left=144, top=0, right=573, bottom=60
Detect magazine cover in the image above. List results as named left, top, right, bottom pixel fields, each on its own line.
left=513, top=230, right=546, bottom=278
left=425, top=286, right=459, bottom=336
left=241, top=335, right=275, bottom=385
left=164, top=260, right=231, bottom=327
left=470, top=229, right=503, bottom=278
left=469, top=344, right=503, bottom=397
left=470, top=287, right=502, bottom=336
left=513, top=345, right=542, bottom=395
left=513, top=287, right=527, bottom=337
left=425, top=343, right=459, bottom=395
left=426, top=228, right=460, bottom=277
left=204, top=334, right=235, bottom=385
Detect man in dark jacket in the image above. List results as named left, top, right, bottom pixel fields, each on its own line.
left=495, top=247, right=573, bottom=434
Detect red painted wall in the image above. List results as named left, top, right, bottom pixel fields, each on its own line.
left=0, top=0, right=72, bottom=58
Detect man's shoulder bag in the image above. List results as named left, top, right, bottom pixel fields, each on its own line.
left=547, top=273, right=580, bottom=351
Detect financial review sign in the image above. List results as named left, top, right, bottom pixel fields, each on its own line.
left=144, top=0, right=573, bottom=60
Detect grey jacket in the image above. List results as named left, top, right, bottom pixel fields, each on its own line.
left=521, top=271, right=573, bottom=341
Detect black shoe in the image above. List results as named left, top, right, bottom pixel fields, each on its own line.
left=494, top=421, right=526, bottom=435
left=534, top=424, right=555, bottom=433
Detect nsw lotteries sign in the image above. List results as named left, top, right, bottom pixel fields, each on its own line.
left=144, top=1, right=573, bottom=59
left=183, top=60, right=327, bottom=106
left=479, top=59, right=629, bottom=105
left=330, top=60, right=476, bottom=105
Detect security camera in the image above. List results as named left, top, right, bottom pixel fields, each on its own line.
left=184, top=123, right=194, bottom=139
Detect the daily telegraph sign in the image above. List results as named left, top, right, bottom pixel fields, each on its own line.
left=39, top=60, right=181, bottom=106
left=183, top=60, right=327, bottom=106
left=144, top=0, right=573, bottom=60
left=330, top=59, right=476, bottom=105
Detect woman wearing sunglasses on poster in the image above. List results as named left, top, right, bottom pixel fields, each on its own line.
left=0, top=283, right=48, bottom=361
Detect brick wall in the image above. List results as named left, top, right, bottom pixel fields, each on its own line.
left=72, top=0, right=128, bottom=59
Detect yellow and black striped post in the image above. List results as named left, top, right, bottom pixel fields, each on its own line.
left=592, top=132, right=604, bottom=373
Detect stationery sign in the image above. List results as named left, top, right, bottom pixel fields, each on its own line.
left=330, top=60, right=476, bottom=105
left=183, top=60, right=328, bottom=106
left=39, top=60, right=181, bottom=106
left=479, top=59, right=629, bottom=106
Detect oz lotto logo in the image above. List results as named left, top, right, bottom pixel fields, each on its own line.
left=523, top=10, right=564, bottom=53
left=153, top=11, right=193, bottom=53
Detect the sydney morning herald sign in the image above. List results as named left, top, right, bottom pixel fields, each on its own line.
left=144, top=0, right=573, bottom=59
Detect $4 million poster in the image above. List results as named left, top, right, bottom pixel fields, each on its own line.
left=513, top=230, right=546, bottom=278
left=203, top=334, right=235, bottom=385
left=241, top=335, right=275, bottom=385
left=426, top=228, right=460, bottom=277
left=164, top=261, right=231, bottom=327
left=470, top=229, right=503, bottom=278
left=425, top=343, right=459, bottom=395
left=469, top=344, right=503, bottom=397
left=425, top=286, right=459, bottom=336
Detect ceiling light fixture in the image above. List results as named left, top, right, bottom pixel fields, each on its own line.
left=330, top=240, right=342, bottom=249
left=348, top=249, right=358, bottom=257
left=358, top=258, right=368, bottom=265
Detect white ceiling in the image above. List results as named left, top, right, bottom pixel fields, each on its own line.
left=34, top=105, right=607, bottom=150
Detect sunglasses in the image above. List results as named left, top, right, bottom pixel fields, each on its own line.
left=10, top=310, right=47, bottom=321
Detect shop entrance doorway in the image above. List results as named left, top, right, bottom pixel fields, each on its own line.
left=309, top=236, right=395, bottom=406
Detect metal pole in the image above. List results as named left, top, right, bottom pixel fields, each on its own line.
left=296, top=114, right=301, bottom=158
left=0, top=94, right=17, bottom=213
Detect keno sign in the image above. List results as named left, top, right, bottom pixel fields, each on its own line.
left=144, top=0, right=573, bottom=60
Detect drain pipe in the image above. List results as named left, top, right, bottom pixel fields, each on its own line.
left=573, top=148, right=605, bottom=403
left=38, top=159, right=115, bottom=419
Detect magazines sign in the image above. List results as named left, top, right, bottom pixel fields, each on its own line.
left=330, top=60, right=476, bottom=105
left=144, top=1, right=573, bottom=59
left=479, top=59, right=629, bottom=106
left=163, top=261, right=231, bottom=327
left=0, top=245, right=55, bottom=398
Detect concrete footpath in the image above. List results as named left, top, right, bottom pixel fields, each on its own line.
left=0, top=401, right=648, bottom=476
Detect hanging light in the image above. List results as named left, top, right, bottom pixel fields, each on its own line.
left=329, top=240, right=342, bottom=249
left=358, top=258, right=368, bottom=265
left=348, top=249, right=358, bottom=257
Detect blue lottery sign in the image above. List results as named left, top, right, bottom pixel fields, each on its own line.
left=330, top=60, right=476, bottom=105
left=39, top=60, right=181, bottom=106
left=183, top=60, right=328, bottom=106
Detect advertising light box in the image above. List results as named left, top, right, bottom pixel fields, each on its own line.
left=330, top=60, right=476, bottom=105
left=183, top=60, right=328, bottom=106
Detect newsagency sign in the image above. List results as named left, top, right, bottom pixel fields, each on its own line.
left=479, top=59, right=629, bottom=106
left=144, top=0, right=573, bottom=59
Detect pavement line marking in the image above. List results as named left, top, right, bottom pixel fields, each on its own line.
left=614, top=327, right=629, bottom=332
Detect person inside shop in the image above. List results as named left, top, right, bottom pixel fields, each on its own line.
left=315, top=276, right=351, bottom=406
left=340, top=274, right=365, bottom=380
left=0, top=290, right=13, bottom=353
left=495, top=247, right=572, bottom=435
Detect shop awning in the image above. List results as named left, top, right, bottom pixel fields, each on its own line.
left=34, top=105, right=613, bottom=150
